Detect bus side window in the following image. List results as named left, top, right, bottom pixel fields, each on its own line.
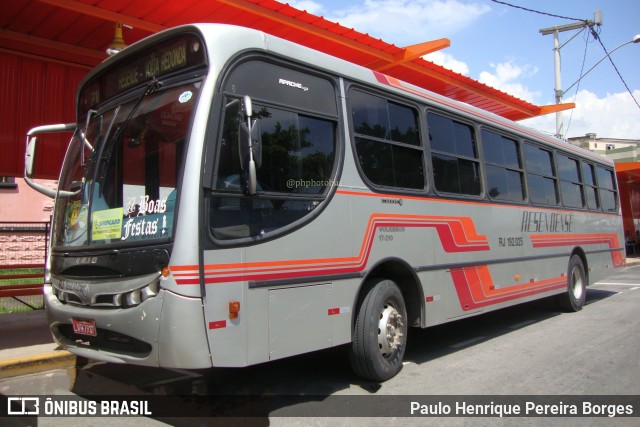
left=481, top=129, right=525, bottom=202
left=596, top=166, right=618, bottom=212
left=524, top=143, right=559, bottom=206
left=557, top=154, right=585, bottom=209
left=209, top=99, right=337, bottom=241
left=350, top=89, right=424, bottom=190
left=427, top=112, right=481, bottom=196
left=582, top=162, right=600, bottom=210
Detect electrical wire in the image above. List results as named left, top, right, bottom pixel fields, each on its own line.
left=588, top=27, right=640, bottom=111
left=564, top=28, right=591, bottom=136
left=489, top=0, right=587, bottom=23
left=491, top=0, right=640, bottom=121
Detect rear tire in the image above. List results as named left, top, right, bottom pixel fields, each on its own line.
left=349, top=278, right=407, bottom=382
left=556, top=255, right=587, bottom=312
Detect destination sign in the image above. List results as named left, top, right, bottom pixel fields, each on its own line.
left=79, top=33, right=206, bottom=115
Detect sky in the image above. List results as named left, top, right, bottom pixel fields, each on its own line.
left=288, top=0, right=640, bottom=139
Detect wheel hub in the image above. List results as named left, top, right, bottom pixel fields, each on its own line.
left=378, top=303, right=405, bottom=357
left=571, top=266, right=584, bottom=299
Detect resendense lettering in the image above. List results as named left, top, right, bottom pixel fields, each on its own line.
left=521, top=210, right=573, bottom=233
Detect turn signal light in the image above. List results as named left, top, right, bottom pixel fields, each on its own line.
left=229, top=301, right=240, bottom=319
left=161, top=266, right=170, bottom=277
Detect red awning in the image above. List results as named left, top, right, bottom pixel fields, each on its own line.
left=0, top=0, right=572, bottom=121
left=616, top=162, right=640, bottom=184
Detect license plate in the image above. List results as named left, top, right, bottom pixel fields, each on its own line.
left=71, top=318, right=97, bottom=337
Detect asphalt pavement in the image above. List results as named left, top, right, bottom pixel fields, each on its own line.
left=2, top=256, right=640, bottom=380
left=0, top=309, right=76, bottom=379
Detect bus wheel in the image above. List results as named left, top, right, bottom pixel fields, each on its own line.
left=556, top=255, right=587, bottom=312
left=349, top=278, right=407, bottom=382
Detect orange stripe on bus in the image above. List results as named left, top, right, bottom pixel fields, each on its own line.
left=530, top=233, right=624, bottom=267
left=451, top=265, right=566, bottom=310
left=172, top=212, right=489, bottom=284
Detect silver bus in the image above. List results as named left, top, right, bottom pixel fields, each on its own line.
left=25, top=24, right=624, bottom=381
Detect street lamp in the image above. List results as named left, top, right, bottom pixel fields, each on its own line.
left=541, top=10, right=639, bottom=139
left=562, top=34, right=640, bottom=96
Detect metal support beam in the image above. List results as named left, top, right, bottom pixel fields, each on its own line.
left=0, top=29, right=104, bottom=66
left=36, top=0, right=167, bottom=33
left=539, top=11, right=601, bottom=139
left=368, top=39, right=451, bottom=71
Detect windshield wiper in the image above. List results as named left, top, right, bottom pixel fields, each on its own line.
left=80, top=109, right=98, bottom=167
left=111, top=77, right=163, bottom=144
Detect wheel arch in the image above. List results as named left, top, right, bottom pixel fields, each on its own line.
left=353, top=257, right=423, bottom=328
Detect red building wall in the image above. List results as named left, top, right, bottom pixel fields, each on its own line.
left=0, top=52, right=87, bottom=178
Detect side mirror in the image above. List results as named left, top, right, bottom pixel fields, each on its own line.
left=25, top=136, right=37, bottom=177
left=239, top=120, right=262, bottom=166
left=23, top=123, right=76, bottom=199
left=243, top=95, right=253, bottom=118
left=237, top=96, right=262, bottom=195
left=251, top=121, right=262, bottom=168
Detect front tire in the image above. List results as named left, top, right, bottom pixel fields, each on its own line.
left=349, top=278, right=407, bottom=382
left=556, top=255, right=587, bottom=312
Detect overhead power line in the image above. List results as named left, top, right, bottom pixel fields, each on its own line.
left=489, top=0, right=587, bottom=23
left=492, top=0, right=640, bottom=134
left=564, top=28, right=591, bottom=136
left=588, top=27, right=640, bottom=111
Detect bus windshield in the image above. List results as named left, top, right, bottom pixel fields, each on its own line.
left=52, top=81, right=201, bottom=249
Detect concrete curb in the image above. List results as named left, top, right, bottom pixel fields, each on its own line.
left=0, top=350, right=76, bottom=380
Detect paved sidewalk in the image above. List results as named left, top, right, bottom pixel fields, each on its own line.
left=0, top=310, right=76, bottom=379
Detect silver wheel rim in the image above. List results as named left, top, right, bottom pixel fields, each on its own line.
left=570, top=265, right=584, bottom=300
left=377, top=302, right=405, bottom=358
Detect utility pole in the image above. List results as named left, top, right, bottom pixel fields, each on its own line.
left=539, top=10, right=602, bottom=139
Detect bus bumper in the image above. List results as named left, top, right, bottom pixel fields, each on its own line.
left=44, top=283, right=212, bottom=369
